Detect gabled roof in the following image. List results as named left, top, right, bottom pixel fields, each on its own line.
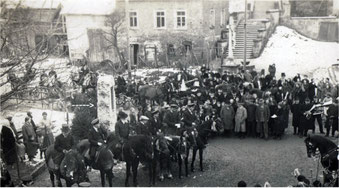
left=60, top=0, right=115, bottom=15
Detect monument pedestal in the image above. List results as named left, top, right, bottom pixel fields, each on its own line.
left=221, top=57, right=240, bottom=73
left=97, top=74, right=117, bottom=132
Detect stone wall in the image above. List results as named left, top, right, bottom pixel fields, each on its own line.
left=280, top=16, right=339, bottom=42
left=97, top=74, right=117, bottom=132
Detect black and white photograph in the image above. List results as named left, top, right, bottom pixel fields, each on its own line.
left=0, top=0, right=338, bottom=187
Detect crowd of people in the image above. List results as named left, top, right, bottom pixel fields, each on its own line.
left=116, top=64, right=338, bottom=141
left=3, top=111, right=55, bottom=163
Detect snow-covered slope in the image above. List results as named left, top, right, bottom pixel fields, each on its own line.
left=251, top=26, right=339, bottom=82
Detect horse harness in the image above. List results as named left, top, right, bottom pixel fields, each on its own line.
left=165, top=136, right=187, bottom=158
left=307, top=141, right=338, bottom=174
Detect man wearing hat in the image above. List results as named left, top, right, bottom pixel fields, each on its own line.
left=291, top=98, right=302, bottom=135
left=149, top=109, right=163, bottom=135
left=88, top=118, right=107, bottom=164
left=255, top=99, right=270, bottom=140
left=136, top=116, right=151, bottom=136
left=182, top=100, right=198, bottom=128
left=325, top=98, right=338, bottom=137
left=27, top=111, right=37, bottom=134
left=22, top=117, right=38, bottom=161
left=6, top=116, right=18, bottom=139
left=300, top=98, right=314, bottom=137
left=163, top=102, right=181, bottom=135
left=54, top=124, right=74, bottom=185
left=115, top=111, right=130, bottom=144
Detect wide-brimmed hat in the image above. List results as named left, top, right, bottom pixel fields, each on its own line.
left=170, top=101, right=178, bottom=107
left=91, top=118, right=99, bottom=125
left=61, top=124, right=71, bottom=133
left=140, top=116, right=149, bottom=121
left=118, top=111, right=128, bottom=119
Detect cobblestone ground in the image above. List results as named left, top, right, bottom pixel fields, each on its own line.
left=30, top=123, right=338, bottom=187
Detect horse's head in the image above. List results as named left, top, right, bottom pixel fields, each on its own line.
left=182, top=128, right=198, bottom=148
left=61, top=150, right=88, bottom=184
left=106, top=132, right=122, bottom=160
left=304, top=135, right=318, bottom=158
left=155, top=135, right=170, bottom=156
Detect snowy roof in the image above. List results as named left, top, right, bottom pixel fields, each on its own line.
left=4, top=0, right=63, bottom=9
left=60, top=0, right=115, bottom=15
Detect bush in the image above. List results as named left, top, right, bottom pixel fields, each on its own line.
left=71, top=90, right=97, bottom=141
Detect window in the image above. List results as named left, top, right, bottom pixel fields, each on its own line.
left=155, top=11, right=165, bottom=28
left=209, top=9, right=215, bottom=28
left=129, top=11, right=138, bottom=27
left=176, top=10, right=186, bottom=29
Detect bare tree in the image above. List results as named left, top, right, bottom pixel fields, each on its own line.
left=102, top=10, right=126, bottom=73
left=0, top=1, right=67, bottom=106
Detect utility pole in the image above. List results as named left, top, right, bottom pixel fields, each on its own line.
left=125, top=0, right=131, bottom=82
left=243, top=0, right=247, bottom=71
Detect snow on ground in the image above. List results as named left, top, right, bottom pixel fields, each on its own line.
left=0, top=58, right=72, bottom=94
left=251, top=26, right=339, bottom=82
left=1, top=108, right=74, bottom=136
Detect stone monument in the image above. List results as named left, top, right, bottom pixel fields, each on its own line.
left=97, top=73, right=117, bottom=132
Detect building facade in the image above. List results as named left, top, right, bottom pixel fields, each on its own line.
left=116, top=0, right=229, bottom=67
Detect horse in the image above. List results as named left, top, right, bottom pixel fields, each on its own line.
left=122, top=135, right=156, bottom=187
left=77, top=136, right=116, bottom=187
left=138, top=84, right=165, bottom=106
left=190, top=119, right=216, bottom=173
left=154, top=135, right=171, bottom=182
left=163, top=135, right=189, bottom=179
left=45, top=145, right=88, bottom=187
left=163, top=127, right=197, bottom=179
left=304, top=135, right=338, bottom=187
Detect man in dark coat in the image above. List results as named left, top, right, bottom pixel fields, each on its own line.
left=311, top=96, right=324, bottom=134
left=268, top=63, right=276, bottom=77
left=149, top=109, right=163, bottom=135
left=6, top=116, right=18, bottom=139
left=245, top=99, right=256, bottom=137
left=54, top=124, right=74, bottom=185
left=163, top=102, right=181, bottom=135
left=300, top=98, right=314, bottom=137
left=22, top=117, right=38, bottom=161
left=325, top=98, right=338, bottom=137
left=136, top=116, right=152, bottom=136
left=255, top=99, right=270, bottom=140
left=115, top=111, right=130, bottom=143
left=291, top=98, right=302, bottom=135
left=27, top=111, right=37, bottom=134
left=182, top=101, right=198, bottom=128
left=88, top=119, right=107, bottom=163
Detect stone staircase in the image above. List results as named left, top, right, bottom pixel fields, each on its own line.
left=226, top=19, right=266, bottom=59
